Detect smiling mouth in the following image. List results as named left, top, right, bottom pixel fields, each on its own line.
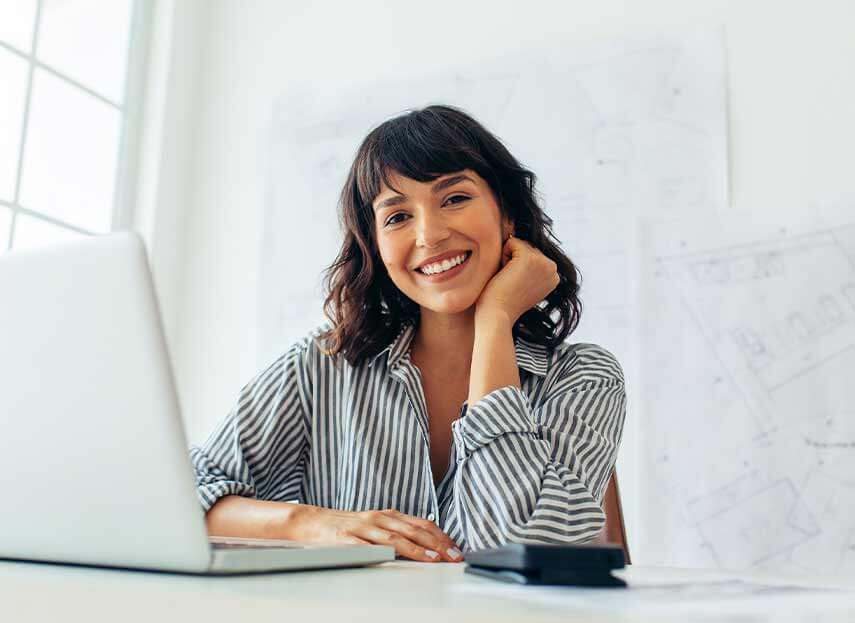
left=415, top=251, right=472, bottom=278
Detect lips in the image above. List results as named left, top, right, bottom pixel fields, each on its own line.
left=415, top=250, right=471, bottom=273
left=414, top=251, right=472, bottom=282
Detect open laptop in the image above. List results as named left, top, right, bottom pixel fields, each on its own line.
left=0, top=232, right=394, bottom=574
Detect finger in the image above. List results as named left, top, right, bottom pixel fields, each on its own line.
left=386, top=512, right=463, bottom=562
left=357, top=525, right=443, bottom=562
left=501, top=241, right=514, bottom=267
left=387, top=510, right=455, bottom=544
left=376, top=515, right=455, bottom=562
left=397, top=513, right=460, bottom=554
left=503, top=236, right=521, bottom=259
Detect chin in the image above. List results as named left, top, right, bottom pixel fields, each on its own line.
left=417, top=293, right=479, bottom=315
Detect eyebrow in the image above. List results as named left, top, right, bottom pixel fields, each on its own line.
left=373, top=174, right=475, bottom=212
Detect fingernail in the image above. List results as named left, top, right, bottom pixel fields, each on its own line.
left=425, top=550, right=440, bottom=560
left=447, top=547, right=463, bottom=560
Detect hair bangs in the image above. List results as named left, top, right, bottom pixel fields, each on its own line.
left=355, top=110, right=489, bottom=210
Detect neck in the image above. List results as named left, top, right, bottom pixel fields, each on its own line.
left=411, top=307, right=476, bottom=371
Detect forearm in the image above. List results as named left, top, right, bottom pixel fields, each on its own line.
left=452, top=348, right=627, bottom=549
left=205, top=495, right=310, bottom=540
left=468, top=309, right=521, bottom=405
left=206, top=497, right=462, bottom=561
left=451, top=386, right=609, bottom=548
left=454, top=440, right=606, bottom=549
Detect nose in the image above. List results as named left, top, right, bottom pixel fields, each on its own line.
left=415, top=210, right=450, bottom=248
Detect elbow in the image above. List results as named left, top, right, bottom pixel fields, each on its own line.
left=513, top=506, right=606, bottom=545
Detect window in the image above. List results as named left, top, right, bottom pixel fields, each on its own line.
left=0, top=0, right=144, bottom=251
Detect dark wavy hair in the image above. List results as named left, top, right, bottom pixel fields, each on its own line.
left=317, top=104, right=581, bottom=366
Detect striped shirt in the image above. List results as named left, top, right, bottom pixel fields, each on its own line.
left=190, top=321, right=626, bottom=551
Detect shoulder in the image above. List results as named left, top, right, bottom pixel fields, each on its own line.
left=285, top=321, right=358, bottom=376
left=247, top=322, right=333, bottom=379
left=547, top=341, right=625, bottom=389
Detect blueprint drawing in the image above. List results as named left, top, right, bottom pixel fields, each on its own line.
left=640, top=215, right=855, bottom=571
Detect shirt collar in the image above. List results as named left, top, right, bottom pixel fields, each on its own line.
left=368, top=320, right=550, bottom=377
left=368, top=321, right=417, bottom=371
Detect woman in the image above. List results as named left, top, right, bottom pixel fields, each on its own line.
left=191, top=105, right=626, bottom=563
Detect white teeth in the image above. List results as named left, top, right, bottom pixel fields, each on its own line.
left=420, top=253, right=468, bottom=275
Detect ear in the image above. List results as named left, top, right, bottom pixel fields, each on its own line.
left=502, top=217, right=515, bottom=241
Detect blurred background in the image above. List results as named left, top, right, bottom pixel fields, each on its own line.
left=2, top=0, right=854, bottom=570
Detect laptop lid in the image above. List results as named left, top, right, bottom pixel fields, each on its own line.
left=0, top=232, right=212, bottom=572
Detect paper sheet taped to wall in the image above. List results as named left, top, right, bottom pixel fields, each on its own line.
left=639, top=212, right=855, bottom=572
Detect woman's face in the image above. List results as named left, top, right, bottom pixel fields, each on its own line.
left=372, top=168, right=512, bottom=315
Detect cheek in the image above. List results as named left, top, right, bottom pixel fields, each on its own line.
left=471, top=225, right=502, bottom=268
left=377, top=239, right=407, bottom=275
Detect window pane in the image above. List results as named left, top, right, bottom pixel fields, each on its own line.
left=12, top=212, right=83, bottom=251
left=0, top=48, right=28, bottom=202
left=0, top=205, right=11, bottom=251
left=0, top=0, right=37, bottom=53
left=37, top=0, right=133, bottom=103
left=20, top=69, right=120, bottom=233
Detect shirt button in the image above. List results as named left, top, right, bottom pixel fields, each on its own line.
left=427, top=513, right=436, bottom=522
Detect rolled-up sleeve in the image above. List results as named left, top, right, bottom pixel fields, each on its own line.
left=189, top=339, right=312, bottom=512
left=450, top=344, right=626, bottom=551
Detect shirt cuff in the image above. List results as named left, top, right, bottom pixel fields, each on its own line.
left=451, top=386, right=538, bottom=459
left=196, top=481, right=256, bottom=513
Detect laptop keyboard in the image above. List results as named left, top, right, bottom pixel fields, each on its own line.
left=209, top=537, right=307, bottom=550
left=211, top=542, right=305, bottom=550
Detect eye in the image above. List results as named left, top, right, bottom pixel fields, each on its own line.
left=443, top=194, right=470, bottom=207
left=383, top=196, right=468, bottom=228
left=384, top=212, right=409, bottom=227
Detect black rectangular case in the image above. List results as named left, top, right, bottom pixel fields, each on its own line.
left=464, top=543, right=626, bottom=587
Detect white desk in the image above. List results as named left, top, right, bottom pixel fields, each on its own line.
left=2, top=559, right=854, bottom=622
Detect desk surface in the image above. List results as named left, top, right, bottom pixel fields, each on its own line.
left=2, top=558, right=854, bottom=622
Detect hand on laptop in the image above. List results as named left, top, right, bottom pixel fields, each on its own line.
left=292, top=506, right=463, bottom=563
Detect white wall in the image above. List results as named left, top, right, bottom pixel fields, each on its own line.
left=133, top=0, right=209, bottom=366
left=141, top=0, right=855, bottom=563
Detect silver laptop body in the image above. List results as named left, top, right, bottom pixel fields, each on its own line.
left=0, top=232, right=393, bottom=574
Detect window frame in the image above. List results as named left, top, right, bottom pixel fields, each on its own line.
left=0, top=0, right=152, bottom=249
